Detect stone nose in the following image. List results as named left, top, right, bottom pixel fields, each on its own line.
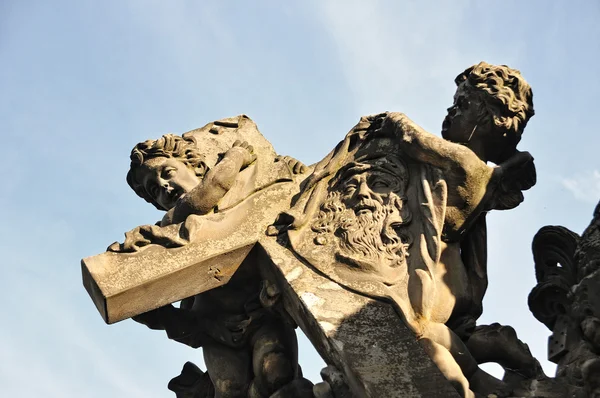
left=158, top=179, right=172, bottom=194
left=356, top=181, right=372, bottom=200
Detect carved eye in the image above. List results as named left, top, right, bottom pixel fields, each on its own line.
left=163, top=167, right=176, bottom=179
left=343, top=184, right=357, bottom=195
left=457, top=97, right=469, bottom=110
left=371, top=179, right=389, bottom=189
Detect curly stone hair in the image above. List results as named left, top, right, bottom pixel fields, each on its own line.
left=126, top=134, right=208, bottom=210
left=456, top=61, right=534, bottom=150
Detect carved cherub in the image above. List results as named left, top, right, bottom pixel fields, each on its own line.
left=441, top=62, right=543, bottom=383
left=126, top=134, right=257, bottom=225
left=124, top=132, right=309, bottom=398
left=442, top=61, right=536, bottom=211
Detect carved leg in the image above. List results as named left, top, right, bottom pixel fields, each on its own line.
left=248, top=320, right=299, bottom=398
left=421, top=322, right=478, bottom=379
left=419, top=337, right=474, bottom=398
left=203, top=341, right=252, bottom=398
left=421, top=322, right=509, bottom=396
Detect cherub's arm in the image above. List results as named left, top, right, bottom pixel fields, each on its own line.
left=132, top=301, right=207, bottom=348
left=167, top=141, right=256, bottom=225
left=383, top=113, right=496, bottom=239
left=383, top=112, right=488, bottom=177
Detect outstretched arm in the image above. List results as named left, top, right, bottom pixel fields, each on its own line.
left=382, top=113, right=496, bottom=239
left=383, top=112, right=489, bottom=176
left=132, top=302, right=207, bottom=348
left=167, top=141, right=256, bottom=225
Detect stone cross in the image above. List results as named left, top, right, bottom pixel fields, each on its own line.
left=82, top=114, right=470, bottom=397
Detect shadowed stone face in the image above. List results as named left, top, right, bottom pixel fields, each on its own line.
left=138, top=157, right=201, bottom=211
left=442, top=83, right=480, bottom=145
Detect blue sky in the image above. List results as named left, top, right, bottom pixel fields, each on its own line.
left=2, top=1, right=599, bottom=396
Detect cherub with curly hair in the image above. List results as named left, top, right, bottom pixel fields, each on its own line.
left=441, top=62, right=542, bottom=387
left=123, top=131, right=309, bottom=398
left=126, top=133, right=257, bottom=225
left=442, top=61, right=535, bottom=164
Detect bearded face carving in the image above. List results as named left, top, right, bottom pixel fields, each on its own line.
left=311, top=157, right=412, bottom=285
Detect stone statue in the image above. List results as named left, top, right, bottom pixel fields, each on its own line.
left=81, top=63, right=599, bottom=398
left=116, top=118, right=310, bottom=398
left=275, top=108, right=536, bottom=396
left=109, top=116, right=305, bottom=254
left=440, top=62, right=544, bottom=384
left=442, top=61, right=536, bottom=331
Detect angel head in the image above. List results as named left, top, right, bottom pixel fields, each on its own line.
left=442, top=62, right=534, bottom=163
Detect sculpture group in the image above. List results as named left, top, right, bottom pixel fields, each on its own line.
left=81, top=62, right=599, bottom=397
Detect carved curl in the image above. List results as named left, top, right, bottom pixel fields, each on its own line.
left=126, top=134, right=208, bottom=210
left=456, top=62, right=534, bottom=148
left=528, top=226, right=580, bottom=330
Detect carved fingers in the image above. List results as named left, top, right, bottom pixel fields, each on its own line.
left=107, top=226, right=151, bottom=253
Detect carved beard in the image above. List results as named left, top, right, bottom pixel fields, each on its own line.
left=313, top=192, right=410, bottom=276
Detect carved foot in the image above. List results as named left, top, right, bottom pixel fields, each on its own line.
left=167, top=361, right=214, bottom=398
left=466, top=323, right=543, bottom=381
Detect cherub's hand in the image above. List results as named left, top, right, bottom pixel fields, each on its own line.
left=275, top=155, right=308, bottom=174
left=498, top=150, right=536, bottom=191
left=107, top=225, right=151, bottom=252
left=490, top=151, right=536, bottom=210
left=228, top=140, right=257, bottom=169
left=132, top=304, right=174, bottom=329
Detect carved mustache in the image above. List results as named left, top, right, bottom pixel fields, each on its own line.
left=354, top=199, right=381, bottom=213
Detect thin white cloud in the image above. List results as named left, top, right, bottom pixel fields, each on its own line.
left=311, top=0, right=526, bottom=133
left=314, top=1, right=466, bottom=116
left=561, top=170, right=600, bottom=204
left=316, top=1, right=519, bottom=127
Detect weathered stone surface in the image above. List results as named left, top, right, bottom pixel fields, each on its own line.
left=81, top=181, right=294, bottom=324
left=273, top=110, right=542, bottom=396
left=83, top=112, right=477, bottom=397
left=257, top=236, right=460, bottom=397
left=82, top=239, right=252, bottom=324
left=82, top=115, right=301, bottom=324
left=83, top=115, right=312, bottom=398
